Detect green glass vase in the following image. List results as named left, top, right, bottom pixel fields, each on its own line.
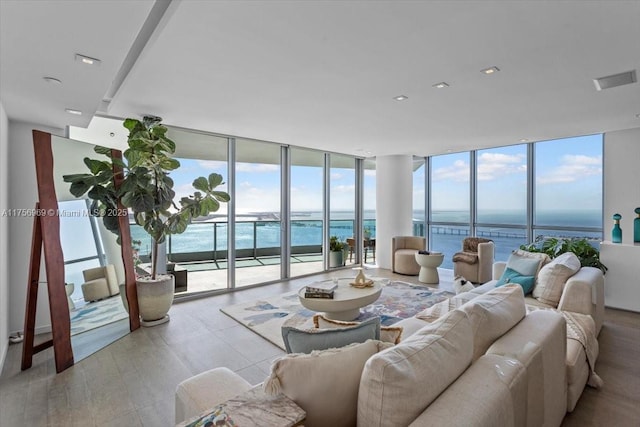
left=634, top=207, right=640, bottom=243
left=612, top=213, right=622, bottom=243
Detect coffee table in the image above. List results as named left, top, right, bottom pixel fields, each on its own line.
left=415, top=252, right=445, bottom=284
left=298, top=278, right=383, bottom=321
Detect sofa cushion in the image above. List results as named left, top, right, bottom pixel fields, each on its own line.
left=459, top=284, right=527, bottom=361
left=357, top=310, right=473, bottom=427
left=281, top=316, right=380, bottom=353
left=408, top=354, right=527, bottom=427
left=496, top=267, right=536, bottom=294
left=313, top=314, right=403, bottom=344
left=533, top=252, right=581, bottom=306
left=264, top=340, right=391, bottom=427
left=512, top=249, right=551, bottom=276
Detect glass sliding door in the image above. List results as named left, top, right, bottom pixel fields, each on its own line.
left=168, top=128, right=229, bottom=294
left=330, top=154, right=356, bottom=267
left=363, top=158, right=376, bottom=265
left=234, top=138, right=282, bottom=287
left=290, top=147, right=324, bottom=277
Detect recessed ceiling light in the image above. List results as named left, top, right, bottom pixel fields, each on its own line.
left=481, top=66, right=500, bottom=75
left=636, top=113, right=640, bottom=119
left=393, top=95, right=408, bottom=101
left=75, top=53, right=101, bottom=66
left=43, top=76, right=62, bottom=85
left=65, top=108, right=82, bottom=115
left=432, top=82, right=449, bottom=89
left=519, top=138, right=529, bottom=142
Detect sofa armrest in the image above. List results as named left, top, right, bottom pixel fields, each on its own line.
left=493, top=262, right=507, bottom=280
left=558, top=267, right=604, bottom=336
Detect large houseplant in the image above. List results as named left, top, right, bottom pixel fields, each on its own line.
left=520, top=236, right=607, bottom=274
left=64, top=116, right=230, bottom=324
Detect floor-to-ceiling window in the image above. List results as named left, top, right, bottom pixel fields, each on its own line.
left=290, top=147, right=324, bottom=277
left=330, top=154, right=356, bottom=267
left=534, top=134, right=603, bottom=244
left=422, top=134, right=603, bottom=270
left=430, top=152, right=471, bottom=268
left=234, top=138, right=282, bottom=287
left=476, top=144, right=528, bottom=261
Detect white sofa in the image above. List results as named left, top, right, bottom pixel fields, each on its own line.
left=398, top=259, right=604, bottom=414
left=176, top=285, right=568, bottom=426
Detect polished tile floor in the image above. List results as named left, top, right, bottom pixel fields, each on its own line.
left=1, top=267, right=638, bottom=426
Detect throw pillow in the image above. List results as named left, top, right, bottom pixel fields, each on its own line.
left=281, top=316, right=380, bottom=354
left=533, top=251, right=581, bottom=306
left=496, top=267, right=536, bottom=294
left=358, top=310, right=473, bottom=427
left=313, top=314, right=403, bottom=344
left=512, top=249, right=552, bottom=276
left=458, top=284, right=526, bottom=361
left=264, top=340, right=392, bottom=427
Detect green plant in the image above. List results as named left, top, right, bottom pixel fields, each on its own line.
left=329, top=235, right=345, bottom=252
left=63, top=116, right=230, bottom=279
left=520, top=236, right=607, bottom=274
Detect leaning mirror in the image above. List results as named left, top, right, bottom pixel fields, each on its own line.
left=52, top=135, right=133, bottom=361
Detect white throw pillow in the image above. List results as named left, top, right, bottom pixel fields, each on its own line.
left=459, top=284, right=527, bottom=361
left=533, top=252, right=581, bottom=306
left=512, top=249, right=552, bottom=277
left=313, top=314, right=403, bottom=344
left=357, top=310, right=473, bottom=427
left=263, top=339, right=391, bottom=427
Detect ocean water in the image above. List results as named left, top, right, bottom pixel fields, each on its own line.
left=131, top=209, right=602, bottom=269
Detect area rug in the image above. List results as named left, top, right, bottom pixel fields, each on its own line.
left=69, top=295, right=128, bottom=336
left=221, top=281, right=454, bottom=350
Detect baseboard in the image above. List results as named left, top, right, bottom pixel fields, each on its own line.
left=10, top=324, right=52, bottom=337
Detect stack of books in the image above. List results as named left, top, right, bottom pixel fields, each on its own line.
left=304, top=281, right=338, bottom=299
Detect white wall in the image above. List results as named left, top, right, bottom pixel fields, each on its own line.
left=376, top=155, right=414, bottom=269
left=604, top=127, right=640, bottom=244
left=0, top=102, right=9, bottom=369
left=8, top=121, right=64, bottom=338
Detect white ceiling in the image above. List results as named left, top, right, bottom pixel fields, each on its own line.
left=2, top=0, right=639, bottom=157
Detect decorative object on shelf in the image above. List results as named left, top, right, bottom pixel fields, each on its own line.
left=612, top=213, right=622, bottom=243
left=64, top=116, right=230, bottom=326
left=634, top=207, right=640, bottom=243
left=350, top=267, right=374, bottom=288
left=520, top=236, right=607, bottom=274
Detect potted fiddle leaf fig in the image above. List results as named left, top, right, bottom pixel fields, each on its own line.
left=63, top=115, right=230, bottom=325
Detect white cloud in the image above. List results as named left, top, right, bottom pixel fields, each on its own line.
left=537, top=154, right=602, bottom=184
left=196, top=160, right=226, bottom=170
left=331, top=172, right=344, bottom=180
left=364, top=169, right=376, bottom=177
left=433, top=159, right=470, bottom=182
left=477, top=153, right=526, bottom=181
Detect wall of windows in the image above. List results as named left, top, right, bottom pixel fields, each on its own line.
left=415, top=135, right=603, bottom=269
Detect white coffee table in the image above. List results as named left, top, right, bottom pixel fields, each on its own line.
left=298, top=278, right=383, bottom=321
left=415, top=252, right=445, bottom=284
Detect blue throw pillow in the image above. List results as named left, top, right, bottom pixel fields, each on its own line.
left=281, top=317, right=381, bottom=354
left=496, top=267, right=536, bottom=294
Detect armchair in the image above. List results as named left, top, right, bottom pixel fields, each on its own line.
left=81, top=264, right=119, bottom=302
left=452, top=237, right=494, bottom=284
left=392, top=236, right=426, bottom=275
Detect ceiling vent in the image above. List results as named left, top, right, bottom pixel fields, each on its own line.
left=593, top=70, right=637, bottom=91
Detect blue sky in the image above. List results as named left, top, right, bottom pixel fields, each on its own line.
left=170, top=134, right=602, bottom=215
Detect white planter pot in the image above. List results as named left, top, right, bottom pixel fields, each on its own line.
left=136, top=274, right=174, bottom=326
left=329, top=250, right=344, bottom=268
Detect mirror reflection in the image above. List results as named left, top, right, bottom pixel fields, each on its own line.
left=52, top=135, right=130, bottom=361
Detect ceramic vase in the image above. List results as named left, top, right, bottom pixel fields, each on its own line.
left=612, top=213, right=622, bottom=243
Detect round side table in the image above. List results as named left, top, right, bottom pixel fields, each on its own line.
left=415, top=252, right=445, bottom=284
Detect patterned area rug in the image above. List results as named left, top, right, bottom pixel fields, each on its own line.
left=221, top=281, right=454, bottom=350
left=69, top=295, right=128, bottom=336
